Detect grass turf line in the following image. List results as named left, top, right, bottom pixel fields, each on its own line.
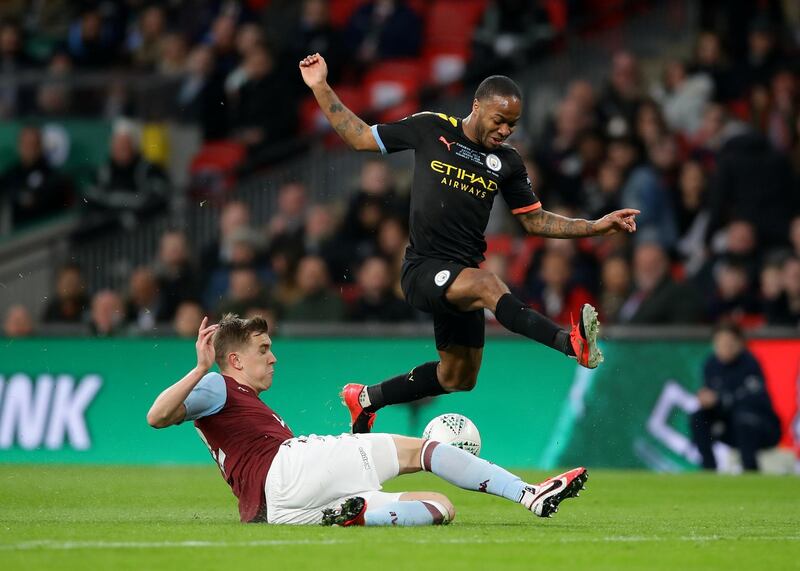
left=1, top=466, right=798, bottom=571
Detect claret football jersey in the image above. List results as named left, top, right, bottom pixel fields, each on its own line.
left=372, top=112, right=540, bottom=267
left=184, top=372, right=293, bottom=522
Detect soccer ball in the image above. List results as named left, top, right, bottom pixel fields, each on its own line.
left=422, top=413, right=481, bottom=456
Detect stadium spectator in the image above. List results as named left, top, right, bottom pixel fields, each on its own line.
left=283, top=255, right=345, bottom=322
left=67, top=6, right=119, bottom=68
left=35, top=51, right=73, bottom=117
left=3, top=304, right=34, bottom=337
left=619, top=242, right=702, bottom=324
left=597, top=51, right=644, bottom=136
left=153, top=230, right=201, bottom=321
left=82, top=123, right=170, bottom=232
left=157, top=32, right=189, bottom=76
left=42, top=263, right=90, bottom=323
left=89, top=289, right=125, bottom=337
left=216, top=267, right=273, bottom=318
left=764, top=255, right=800, bottom=326
left=349, top=256, right=413, bottom=322
left=598, top=254, right=632, bottom=324
left=173, top=300, right=204, bottom=338
left=283, top=0, right=344, bottom=90
left=651, top=59, right=713, bottom=137
left=337, top=158, right=407, bottom=276
left=608, top=135, right=677, bottom=249
left=699, top=220, right=762, bottom=296
left=534, top=98, right=593, bottom=208
left=706, top=259, right=760, bottom=323
left=344, top=0, right=422, bottom=72
left=0, top=20, right=34, bottom=117
left=674, top=161, right=710, bottom=276
left=176, top=44, right=228, bottom=139
left=126, top=4, right=167, bottom=71
left=224, top=22, right=266, bottom=98
left=471, top=0, right=552, bottom=76
left=344, top=157, right=407, bottom=222
left=204, top=226, right=271, bottom=309
left=0, top=125, right=73, bottom=230
left=690, top=322, right=781, bottom=472
left=740, top=17, right=787, bottom=91
left=267, top=181, right=308, bottom=258
left=230, top=42, right=299, bottom=168
left=301, top=203, right=348, bottom=281
left=125, top=266, right=165, bottom=332
left=526, top=250, right=595, bottom=326
left=207, top=13, right=239, bottom=78
left=705, top=129, right=797, bottom=249
left=761, top=70, right=798, bottom=154
left=633, top=100, right=669, bottom=150
left=689, top=31, right=738, bottom=102
left=269, top=247, right=301, bottom=311
left=584, top=160, right=623, bottom=222
left=200, top=200, right=253, bottom=280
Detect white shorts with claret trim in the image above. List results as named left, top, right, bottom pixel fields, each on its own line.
left=265, top=433, right=402, bottom=525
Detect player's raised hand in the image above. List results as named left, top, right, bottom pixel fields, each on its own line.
left=195, top=316, right=218, bottom=371
left=592, top=208, right=640, bottom=235
left=299, top=53, right=328, bottom=89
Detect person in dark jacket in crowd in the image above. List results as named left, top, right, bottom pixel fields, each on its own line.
left=690, top=322, right=781, bottom=472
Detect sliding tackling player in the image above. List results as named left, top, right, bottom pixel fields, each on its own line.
left=147, top=315, right=588, bottom=525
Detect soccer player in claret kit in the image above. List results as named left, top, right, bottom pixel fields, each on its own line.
left=147, top=315, right=588, bottom=525
left=299, top=53, right=640, bottom=432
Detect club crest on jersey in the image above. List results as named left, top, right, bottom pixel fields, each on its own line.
left=434, top=270, right=451, bottom=286
left=486, top=154, right=502, bottom=171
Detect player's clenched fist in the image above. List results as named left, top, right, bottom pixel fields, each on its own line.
left=299, top=53, right=328, bottom=89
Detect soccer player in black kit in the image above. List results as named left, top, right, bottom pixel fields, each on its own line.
left=300, top=53, right=640, bottom=433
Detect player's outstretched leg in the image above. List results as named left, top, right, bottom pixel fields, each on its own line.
left=495, top=294, right=603, bottom=369
left=342, top=361, right=447, bottom=433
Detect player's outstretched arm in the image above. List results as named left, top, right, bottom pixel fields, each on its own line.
left=146, top=317, right=218, bottom=429
left=515, top=207, right=640, bottom=238
left=299, top=53, right=379, bottom=152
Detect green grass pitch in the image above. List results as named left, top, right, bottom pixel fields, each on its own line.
left=1, top=465, right=799, bottom=570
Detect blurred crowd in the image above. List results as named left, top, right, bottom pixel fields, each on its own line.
left=2, top=0, right=800, bottom=337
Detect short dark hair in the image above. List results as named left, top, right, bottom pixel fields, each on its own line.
left=474, top=75, right=522, bottom=102
left=713, top=321, right=744, bottom=341
left=214, top=313, right=269, bottom=369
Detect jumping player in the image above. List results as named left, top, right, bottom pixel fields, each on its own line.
left=299, top=53, right=639, bottom=432
left=147, top=315, right=588, bottom=525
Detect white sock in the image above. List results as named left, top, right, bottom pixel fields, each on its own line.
left=358, top=387, right=371, bottom=408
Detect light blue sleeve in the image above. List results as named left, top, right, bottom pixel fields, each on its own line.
left=371, top=125, right=388, bottom=155
left=183, top=372, right=227, bottom=421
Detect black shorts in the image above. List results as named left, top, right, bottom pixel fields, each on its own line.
left=401, top=258, right=485, bottom=350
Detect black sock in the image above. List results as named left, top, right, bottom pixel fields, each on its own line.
left=495, top=293, right=575, bottom=357
left=365, top=361, right=446, bottom=412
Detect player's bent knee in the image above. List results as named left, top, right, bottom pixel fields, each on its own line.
left=439, top=373, right=478, bottom=392
left=476, top=271, right=507, bottom=303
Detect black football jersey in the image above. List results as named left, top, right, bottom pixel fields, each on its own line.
left=372, top=112, right=540, bottom=266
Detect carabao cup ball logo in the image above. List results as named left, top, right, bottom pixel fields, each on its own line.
left=434, top=270, right=451, bottom=286
left=486, top=154, right=502, bottom=171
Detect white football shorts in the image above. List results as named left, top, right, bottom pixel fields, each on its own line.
left=265, top=433, right=402, bottom=524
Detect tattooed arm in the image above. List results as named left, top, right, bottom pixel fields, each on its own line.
left=299, top=53, right=378, bottom=152
left=516, top=207, right=640, bottom=238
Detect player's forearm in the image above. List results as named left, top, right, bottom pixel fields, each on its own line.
left=519, top=208, right=597, bottom=238
left=146, top=366, right=207, bottom=428
left=310, top=82, right=375, bottom=151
